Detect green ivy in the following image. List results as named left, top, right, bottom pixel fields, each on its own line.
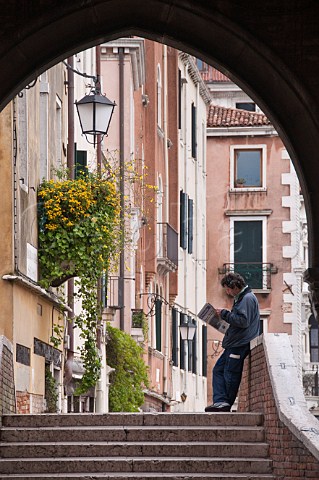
left=106, top=323, right=149, bottom=412
left=45, top=366, right=58, bottom=413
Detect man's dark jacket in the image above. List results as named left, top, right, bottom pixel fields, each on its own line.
left=220, top=286, right=260, bottom=349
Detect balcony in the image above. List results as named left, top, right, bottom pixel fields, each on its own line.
left=157, top=223, right=178, bottom=274
left=219, top=263, right=278, bottom=291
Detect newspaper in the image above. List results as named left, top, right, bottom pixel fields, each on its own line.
left=198, top=303, right=229, bottom=334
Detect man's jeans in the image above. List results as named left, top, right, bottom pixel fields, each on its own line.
left=212, top=344, right=250, bottom=407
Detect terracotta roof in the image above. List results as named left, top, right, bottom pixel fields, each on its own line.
left=201, top=67, right=231, bottom=83
left=207, top=104, right=271, bottom=128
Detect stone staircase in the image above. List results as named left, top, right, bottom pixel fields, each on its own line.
left=0, top=412, right=274, bottom=479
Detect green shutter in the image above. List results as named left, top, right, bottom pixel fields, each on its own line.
left=192, top=320, right=197, bottom=374
left=202, top=324, right=207, bottom=377
left=172, top=308, right=178, bottom=367
left=180, top=190, right=188, bottom=249
left=188, top=198, right=193, bottom=254
left=155, top=299, right=162, bottom=352
left=75, top=149, right=88, bottom=179
left=180, top=312, right=186, bottom=369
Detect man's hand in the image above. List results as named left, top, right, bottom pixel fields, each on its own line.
left=215, top=309, right=222, bottom=316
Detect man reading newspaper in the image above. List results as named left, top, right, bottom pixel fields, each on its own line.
left=200, top=272, right=260, bottom=412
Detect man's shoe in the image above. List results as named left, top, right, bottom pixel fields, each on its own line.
left=205, top=402, right=231, bottom=412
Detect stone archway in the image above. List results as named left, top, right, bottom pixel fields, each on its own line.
left=1, top=1, right=319, bottom=282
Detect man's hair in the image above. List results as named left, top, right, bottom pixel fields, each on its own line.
left=221, top=272, right=246, bottom=290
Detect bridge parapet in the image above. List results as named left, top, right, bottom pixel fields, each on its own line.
left=238, top=333, right=319, bottom=478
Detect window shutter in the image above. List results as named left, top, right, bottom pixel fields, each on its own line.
left=75, top=148, right=88, bottom=179
left=191, top=103, right=197, bottom=158
left=180, top=312, right=186, bottom=370
left=180, top=190, right=188, bottom=249
left=192, top=320, right=197, bottom=374
left=187, top=315, right=193, bottom=372
left=172, top=308, right=178, bottom=367
left=188, top=198, right=193, bottom=254
left=202, top=324, right=207, bottom=377
left=155, top=299, right=162, bottom=352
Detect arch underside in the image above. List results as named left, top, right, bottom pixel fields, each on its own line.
left=1, top=0, right=319, bottom=265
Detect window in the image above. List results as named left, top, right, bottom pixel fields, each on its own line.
left=230, top=145, right=266, bottom=190
left=180, top=190, right=188, bottom=249
left=188, top=198, right=194, bottom=254
left=236, top=102, right=256, bottom=112
left=74, top=145, right=88, bottom=179
left=231, top=217, right=267, bottom=289
left=155, top=298, right=162, bottom=352
left=180, top=312, right=186, bottom=370
left=309, top=315, right=319, bottom=363
left=191, top=103, right=197, bottom=158
left=171, top=308, right=178, bottom=367
left=18, top=93, right=28, bottom=189
left=202, top=324, right=207, bottom=377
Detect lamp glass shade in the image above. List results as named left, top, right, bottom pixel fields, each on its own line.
left=76, top=94, right=116, bottom=137
left=180, top=322, right=196, bottom=341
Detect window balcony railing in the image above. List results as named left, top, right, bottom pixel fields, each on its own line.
left=157, top=222, right=178, bottom=274
left=219, top=263, right=278, bottom=290
left=303, top=368, right=319, bottom=397
left=101, top=275, right=120, bottom=309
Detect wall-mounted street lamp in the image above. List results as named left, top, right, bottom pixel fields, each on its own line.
left=63, top=60, right=116, bottom=147
left=75, top=91, right=116, bottom=147
left=180, top=320, right=196, bottom=341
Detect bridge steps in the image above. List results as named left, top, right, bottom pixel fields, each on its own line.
left=0, top=412, right=274, bottom=480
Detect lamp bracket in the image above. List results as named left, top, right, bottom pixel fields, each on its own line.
left=139, top=292, right=169, bottom=316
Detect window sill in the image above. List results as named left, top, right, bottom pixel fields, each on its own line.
left=230, top=187, right=267, bottom=193
left=253, top=289, right=271, bottom=294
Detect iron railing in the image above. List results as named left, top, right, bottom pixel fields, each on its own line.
left=219, top=263, right=277, bottom=290
left=303, top=367, right=319, bottom=397
left=157, top=222, right=178, bottom=271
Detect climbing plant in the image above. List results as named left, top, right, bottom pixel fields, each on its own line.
left=106, top=323, right=149, bottom=412
left=38, top=169, right=121, bottom=394
left=37, top=158, right=156, bottom=396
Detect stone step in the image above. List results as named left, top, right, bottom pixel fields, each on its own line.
left=0, top=474, right=277, bottom=480
left=0, top=441, right=269, bottom=459
left=1, top=412, right=263, bottom=428
left=0, top=457, right=273, bottom=475
left=0, top=425, right=265, bottom=443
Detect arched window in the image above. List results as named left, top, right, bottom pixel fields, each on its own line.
left=309, top=314, right=319, bottom=362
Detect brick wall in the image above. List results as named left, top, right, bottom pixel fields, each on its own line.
left=238, top=337, right=319, bottom=479
left=0, top=336, right=16, bottom=415
left=16, top=392, right=45, bottom=414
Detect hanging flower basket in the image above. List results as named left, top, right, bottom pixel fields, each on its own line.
left=37, top=172, right=120, bottom=288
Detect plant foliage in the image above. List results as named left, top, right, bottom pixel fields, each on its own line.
left=106, top=323, right=149, bottom=412
left=38, top=170, right=121, bottom=394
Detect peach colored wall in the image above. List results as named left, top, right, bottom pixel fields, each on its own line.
left=0, top=104, right=14, bottom=342
left=206, top=133, right=292, bottom=401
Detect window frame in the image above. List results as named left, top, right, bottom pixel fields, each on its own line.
left=230, top=215, right=268, bottom=291
left=230, top=144, right=267, bottom=192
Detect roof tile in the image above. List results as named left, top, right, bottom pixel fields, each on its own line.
left=207, top=104, right=271, bottom=128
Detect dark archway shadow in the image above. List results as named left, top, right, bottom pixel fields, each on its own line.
left=1, top=1, right=319, bottom=266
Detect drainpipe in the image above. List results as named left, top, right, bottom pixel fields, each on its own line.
left=162, top=45, right=169, bottom=398
left=119, top=47, right=125, bottom=331
left=64, top=56, right=75, bottom=402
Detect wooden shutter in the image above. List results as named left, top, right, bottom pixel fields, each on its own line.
left=172, top=308, right=178, bottom=367
left=180, top=312, right=186, bottom=370
left=155, top=299, right=162, bottom=352
left=202, top=324, right=207, bottom=377
left=188, top=198, right=193, bottom=254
